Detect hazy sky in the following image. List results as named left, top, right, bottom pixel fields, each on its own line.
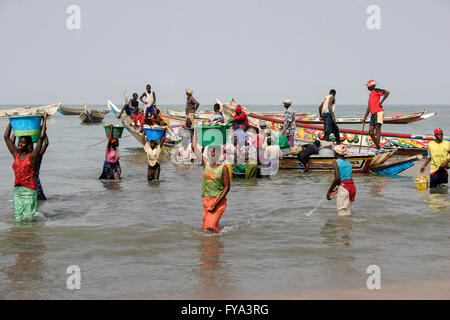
left=1, top=0, right=449, bottom=106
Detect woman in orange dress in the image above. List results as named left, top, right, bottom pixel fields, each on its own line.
left=192, top=129, right=230, bottom=232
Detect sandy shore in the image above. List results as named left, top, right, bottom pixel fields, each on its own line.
left=265, top=280, right=450, bottom=300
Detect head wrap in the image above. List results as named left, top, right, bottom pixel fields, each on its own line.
left=235, top=105, right=242, bottom=113
left=434, top=128, right=443, bottom=135
left=333, top=144, right=349, bottom=156
left=111, top=138, right=118, bottom=144
left=283, top=99, right=292, bottom=105
left=186, top=88, right=193, bottom=95
left=259, top=120, right=267, bottom=128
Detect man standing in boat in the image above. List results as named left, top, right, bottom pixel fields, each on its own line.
left=281, top=99, right=296, bottom=149
left=362, top=80, right=390, bottom=149
left=140, top=84, right=156, bottom=125
left=319, top=89, right=341, bottom=144
left=185, top=88, right=200, bottom=127
left=420, top=128, right=450, bottom=189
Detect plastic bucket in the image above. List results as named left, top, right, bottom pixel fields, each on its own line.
left=144, top=127, right=166, bottom=141
left=9, top=115, right=43, bottom=143
left=416, top=175, right=429, bottom=190
left=104, top=125, right=124, bottom=139
left=196, top=124, right=231, bottom=146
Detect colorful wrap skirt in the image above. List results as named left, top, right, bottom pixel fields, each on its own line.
left=13, top=186, right=37, bottom=221
left=99, top=161, right=120, bottom=180
left=202, top=196, right=227, bottom=232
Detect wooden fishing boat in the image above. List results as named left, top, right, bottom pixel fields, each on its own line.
left=370, top=154, right=423, bottom=175
left=220, top=102, right=449, bottom=153
left=108, top=100, right=185, bottom=149
left=0, top=103, right=61, bottom=118
left=280, top=148, right=395, bottom=172
left=59, top=105, right=111, bottom=116
left=79, top=103, right=105, bottom=123
left=296, top=110, right=437, bottom=124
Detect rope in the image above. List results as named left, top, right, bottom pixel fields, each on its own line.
left=86, top=134, right=132, bottom=147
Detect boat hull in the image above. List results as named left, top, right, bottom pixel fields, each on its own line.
left=0, top=103, right=61, bottom=118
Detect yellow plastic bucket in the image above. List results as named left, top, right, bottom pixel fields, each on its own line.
left=416, top=175, right=429, bottom=190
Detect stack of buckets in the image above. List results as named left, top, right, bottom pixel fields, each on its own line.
left=8, top=115, right=43, bottom=142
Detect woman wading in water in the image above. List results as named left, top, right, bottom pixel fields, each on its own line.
left=4, top=113, right=48, bottom=221
left=192, top=129, right=230, bottom=232
left=99, top=124, right=121, bottom=180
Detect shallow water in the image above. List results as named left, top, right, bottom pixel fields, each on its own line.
left=0, top=104, right=449, bottom=299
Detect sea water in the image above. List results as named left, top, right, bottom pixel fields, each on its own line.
left=0, top=104, right=449, bottom=299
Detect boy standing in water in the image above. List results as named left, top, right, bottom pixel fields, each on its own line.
left=192, top=129, right=230, bottom=232
left=144, top=137, right=165, bottom=181
left=327, top=144, right=356, bottom=216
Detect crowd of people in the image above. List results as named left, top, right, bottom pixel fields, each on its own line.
left=3, top=80, right=449, bottom=234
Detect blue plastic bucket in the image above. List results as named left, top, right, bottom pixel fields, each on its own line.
left=144, top=127, right=166, bottom=141
left=8, top=115, right=43, bottom=143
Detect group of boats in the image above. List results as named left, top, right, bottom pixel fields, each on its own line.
left=108, top=99, right=444, bottom=177
left=2, top=99, right=445, bottom=177
left=0, top=102, right=111, bottom=124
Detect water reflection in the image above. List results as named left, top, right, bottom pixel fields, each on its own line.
left=320, top=217, right=353, bottom=248
left=5, top=226, right=45, bottom=296
left=424, top=191, right=450, bottom=210
left=369, top=182, right=385, bottom=198
left=196, top=235, right=229, bottom=298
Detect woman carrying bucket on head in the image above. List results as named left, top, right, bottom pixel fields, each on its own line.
left=3, top=113, right=48, bottom=222
left=326, top=144, right=356, bottom=216
left=99, top=124, right=121, bottom=180
left=192, top=128, right=230, bottom=233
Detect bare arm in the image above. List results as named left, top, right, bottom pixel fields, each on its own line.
left=209, top=165, right=230, bottom=212
left=40, top=135, right=49, bottom=156
left=363, top=105, right=370, bottom=122
left=139, top=93, right=146, bottom=104
left=420, top=158, right=431, bottom=172
left=380, top=90, right=390, bottom=107
left=30, top=113, right=47, bottom=164
left=191, top=129, right=206, bottom=167
left=327, top=160, right=340, bottom=199
left=319, top=102, right=324, bottom=119
left=4, top=123, right=18, bottom=158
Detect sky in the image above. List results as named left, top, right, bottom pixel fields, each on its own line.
left=0, top=0, right=449, bottom=106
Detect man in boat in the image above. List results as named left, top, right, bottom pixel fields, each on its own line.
left=287, top=140, right=321, bottom=173
left=185, top=88, right=200, bottom=126
left=118, top=93, right=140, bottom=119
left=319, top=89, right=341, bottom=144
left=140, top=84, right=156, bottom=125
left=208, top=103, right=225, bottom=123
left=420, top=128, right=450, bottom=189
left=228, top=105, right=250, bottom=131
left=281, top=99, right=296, bottom=149
left=327, top=144, right=356, bottom=216
left=362, top=80, right=390, bottom=149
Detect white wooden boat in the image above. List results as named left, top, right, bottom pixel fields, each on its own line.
left=0, top=103, right=61, bottom=118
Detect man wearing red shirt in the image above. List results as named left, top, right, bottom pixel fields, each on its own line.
left=229, top=105, right=250, bottom=131
left=362, top=80, right=390, bottom=149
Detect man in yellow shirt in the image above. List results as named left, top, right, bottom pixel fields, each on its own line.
left=421, top=128, right=450, bottom=188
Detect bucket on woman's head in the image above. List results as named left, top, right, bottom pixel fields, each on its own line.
left=144, top=127, right=166, bottom=141
left=416, top=175, right=429, bottom=190
left=196, top=124, right=232, bottom=146
left=104, top=125, right=124, bottom=139
left=8, top=115, right=43, bottom=143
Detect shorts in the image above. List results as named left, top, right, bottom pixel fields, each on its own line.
left=370, top=111, right=384, bottom=126
left=132, top=113, right=144, bottom=126
left=147, top=163, right=161, bottom=181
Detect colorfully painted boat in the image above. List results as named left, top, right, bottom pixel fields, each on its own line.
left=59, top=105, right=111, bottom=116
left=296, top=110, right=437, bottom=124
left=0, top=103, right=61, bottom=118
left=220, top=102, right=448, bottom=152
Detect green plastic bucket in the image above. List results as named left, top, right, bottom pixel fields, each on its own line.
left=104, top=125, right=125, bottom=139
left=195, top=124, right=232, bottom=146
